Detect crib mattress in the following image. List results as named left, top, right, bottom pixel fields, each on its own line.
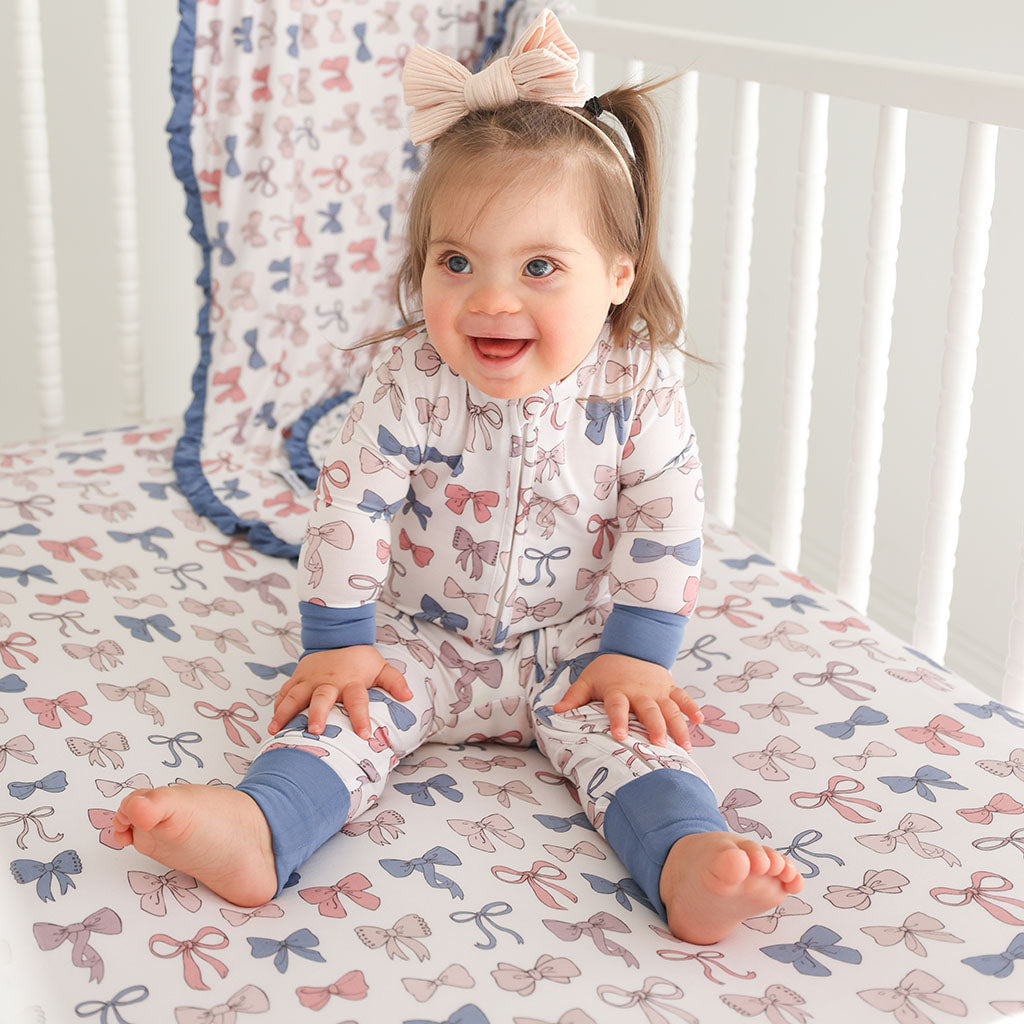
left=2, top=421, right=1023, bottom=1024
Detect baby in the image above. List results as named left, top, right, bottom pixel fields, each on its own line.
left=114, top=9, right=802, bottom=945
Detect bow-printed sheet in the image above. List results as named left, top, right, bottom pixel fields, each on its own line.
left=2, top=421, right=1022, bottom=1023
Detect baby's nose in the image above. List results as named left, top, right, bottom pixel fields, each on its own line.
left=468, top=278, right=520, bottom=316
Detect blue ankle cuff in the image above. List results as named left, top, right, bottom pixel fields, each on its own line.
left=236, top=747, right=351, bottom=895
left=603, top=768, right=728, bottom=921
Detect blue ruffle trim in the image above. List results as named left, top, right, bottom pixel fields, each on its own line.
left=167, top=0, right=299, bottom=561
left=285, top=391, right=354, bottom=488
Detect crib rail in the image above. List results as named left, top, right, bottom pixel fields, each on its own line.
left=563, top=14, right=1024, bottom=707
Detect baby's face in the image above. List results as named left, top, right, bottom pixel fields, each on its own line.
left=420, top=174, right=634, bottom=400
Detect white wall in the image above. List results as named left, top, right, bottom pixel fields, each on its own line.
left=2, top=1, right=1021, bottom=699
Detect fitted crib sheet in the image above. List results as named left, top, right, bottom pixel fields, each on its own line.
left=2, top=420, right=1023, bottom=1024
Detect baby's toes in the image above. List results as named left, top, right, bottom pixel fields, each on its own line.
left=763, top=846, right=788, bottom=876
left=737, top=839, right=771, bottom=875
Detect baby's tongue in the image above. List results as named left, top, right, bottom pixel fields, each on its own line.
left=476, top=337, right=528, bottom=358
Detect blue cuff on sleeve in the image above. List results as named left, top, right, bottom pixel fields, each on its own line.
left=598, top=604, right=689, bottom=668
left=300, top=600, right=376, bottom=653
left=603, top=768, right=728, bottom=921
left=236, top=747, right=352, bottom=894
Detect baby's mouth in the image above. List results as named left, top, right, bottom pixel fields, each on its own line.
left=471, top=336, right=531, bottom=361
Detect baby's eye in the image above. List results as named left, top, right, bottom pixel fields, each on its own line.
left=525, top=258, right=555, bottom=278
left=444, top=254, right=471, bottom=274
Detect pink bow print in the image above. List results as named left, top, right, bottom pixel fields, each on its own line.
left=721, top=984, right=810, bottom=1024
left=34, top=907, right=122, bottom=983
left=790, top=775, right=881, bottom=823
left=930, top=871, right=1024, bottom=925
left=956, top=791, right=1023, bottom=824
left=598, top=976, right=696, bottom=1024
left=861, top=912, right=962, bottom=956
left=895, top=714, right=982, bottom=755
left=149, top=926, right=229, bottom=989
left=298, top=872, right=380, bottom=918
left=296, top=969, right=368, bottom=1010
left=491, top=953, right=581, bottom=995
left=128, top=868, right=202, bottom=916
left=823, top=868, right=908, bottom=910
left=491, top=860, right=578, bottom=909
left=858, top=969, right=966, bottom=1022
left=402, top=962, right=474, bottom=1003
left=175, top=984, right=269, bottom=1024
left=23, top=691, right=91, bottom=729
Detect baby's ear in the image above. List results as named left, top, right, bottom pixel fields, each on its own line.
left=610, top=255, right=635, bottom=304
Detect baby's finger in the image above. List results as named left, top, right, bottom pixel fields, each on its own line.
left=340, top=683, right=372, bottom=741
left=375, top=661, right=413, bottom=701
left=269, top=683, right=313, bottom=734
left=604, top=691, right=631, bottom=741
left=306, top=683, right=342, bottom=735
left=661, top=701, right=693, bottom=750
left=636, top=697, right=668, bottom=746
left=672, top=688, right=704, bottom=723
left=552, top=677, right=593, bottom=714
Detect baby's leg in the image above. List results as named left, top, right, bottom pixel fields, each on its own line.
left=531, top=632, right=801, bottom=944
left=116, top=622, right=438, bottom=906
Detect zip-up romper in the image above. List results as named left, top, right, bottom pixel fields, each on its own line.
left=237, top=325, right=728, bottom=919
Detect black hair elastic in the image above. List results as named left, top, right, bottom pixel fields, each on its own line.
left=583, top=96, right=604, bottom=118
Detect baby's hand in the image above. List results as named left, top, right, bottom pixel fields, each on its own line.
left=552, top=653, right=703, bottom=750
left=269, top=645, right=412, bottom=740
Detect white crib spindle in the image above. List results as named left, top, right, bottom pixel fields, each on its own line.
left=837, top=105, right=908, bottom=612
left=1003, top=530, right=1024, bottom=708
left=912, top=122, right=998, bottom=662
left=106, top=0, right=143, bottom=422
left=771, top=92, right=829, bottom=569
left=668, top=72, right=698, bottom=321
left=16, top=0, right=64, bottom=438
left=709, top=81, right=759, bottom=529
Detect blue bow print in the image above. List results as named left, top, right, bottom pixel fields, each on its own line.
left=270, top=257, right=291, bottom=291
left=407, top=1006, right=490, bottom=1024
left=761, top=924, right=862, bottom=976
left=581, top=872, right=653, bottom=912
left=381, top=846, right=464, bottom=900
left=9, top=770, right=68, bottom=800
left=115, top=614, right=181, bottom=643
left=358, top=489, right=403, bottom=522
left=378, top=427, right=464, bottom=477
left=403, top=486, right=432, bottom=530
left=367, top=688, right=417, bottom=730
left=241, top=328, right=264, bottom=369
left=583, top=397, right=632, bottom=445
left=149, top=732, right=204, bottom=769
left=963, top=932, right=1024, bottom=977
left=629, top=537, right=701, bottom=565
left=138, top=481, right=181, bottom=501
left=395, top=773, right=464, bottom=807
left=816, top=705, right=888, bottom=740
left=764, top=594, right=825, bottom=614
left=57, top=448, right=104, bottom=464
left=776, top=829, right=845, bottom=878
left=211, top=222, right=235, bottom=267
left=0, top=673, right=27, bottom=692
left=247, top=661, right=298, bottom=681
left=353, top=22, right=372, bottom=60
left=254, top=401, right=277, bottom=430
left=534, top=812, right=594, bottom=834
left=722, top=553, right=775, bottom=569
left=403, top=140, right=422, bottom=172
left=108, top=527, right=172, bottom=559
left=319, top=201, right=342, bottom=233
left=10, top=848, right=82, bottom=901
left=279, top=713, right=341, bottom=740
left=225, top=135, right=240, bottom=177
left=232, top=16, right=253, bottom=52
left=0, top=523, right=40, bottom=540
left=956, top=699, right=1024, bottom=729
left=286, top=23, right=300, bottom=58
left=414, top=595, right=468, bottom=633
left=878, top=765, right=967, bottom=802
left=247, top=928, right=326, bottom=973
left=519, top=546, right=571, bottom=587
left=74, top=985, right=149, bottom=1024
left=450, top=901, right=523, bottom=950
left=0, top=564, right=56, bottom=587
left=378, top=203, right=393, bottom=241
left=153, top=562, right=205, bottom=590
left=217, top=477, right=249, bottom=501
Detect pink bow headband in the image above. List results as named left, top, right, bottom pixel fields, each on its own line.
left=401, top=8, right=633, bottom=183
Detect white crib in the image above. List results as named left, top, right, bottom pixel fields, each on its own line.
left=3, top=3, right=1024, bottom=1022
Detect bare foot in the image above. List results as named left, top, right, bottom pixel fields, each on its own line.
left=113, top=785, right=277, bottom=907
left=659, top=831, right=804, bottom=944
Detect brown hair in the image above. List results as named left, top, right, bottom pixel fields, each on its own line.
left=367, top=76, right=699, bottom=371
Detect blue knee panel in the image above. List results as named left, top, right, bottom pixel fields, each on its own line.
left=236, top=747, right=351, bottom=894
left=603, top=768, right=728, bottom=921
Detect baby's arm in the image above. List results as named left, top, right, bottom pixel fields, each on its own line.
left=269, top=645, right=412, bottom=739
left=552, top=652, right=703, bottom=749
